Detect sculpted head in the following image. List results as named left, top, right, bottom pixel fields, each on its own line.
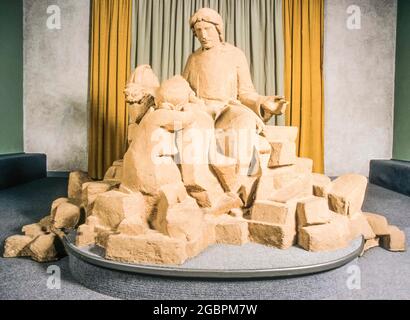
left=190, top=8, right=224, bottom=49
left=155, top=76, right=193, bottom=111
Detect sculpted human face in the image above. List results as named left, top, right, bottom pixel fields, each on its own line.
left=194, top=21, right=221, bottom=50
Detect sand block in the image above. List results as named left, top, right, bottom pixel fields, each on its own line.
left=51, top=198, right=70, bottom=213
left=211, top=215, right=249, bottom=245
left=252, top=200, right=296, bottom=227
left=51, top=200, right=81, bottom=229
left=82, top=181, right=119, bottom=214
left=153, top=192, right=204, bottom=241
left=22, top=223, right=46, bottom=238
left=151, top=182, right=188, bottom=211
left=104, top=163, right=123, bottom=182
left=187, top=185, right=233, bottom=210
left=248, top=220, right=295, bottom=249
left=360, top=237, right=380, bottom=256
left=312, top=173, right=332, bottom=197
left=75, top=224, right=96, bottom=247
left=255, top=169, right=298, bottom=201
left=105, top=232, right=188, bottom=265
left=364, top=212, right=390, bottom=236
left=3, top=235, right=33, bottom=258
left=259, top=153, right=296, bottom=175
left=328, top=174, right=367, bottom=216
left=269, top=174, right=313, bottom=203
left=298, top=214, right=351, bottom=252
left=236, top=175, right=260, bottom=208
left=268, top=141, right=297, bottom=168
left=92, top=190, right=146, bottom=230
left=254, top=175, right=272, bottom=201
left=95, top=229, right=116, bottom=248
left=298, top=215, right=351, bottom=252
left=263, top=126, right=298, bottom=143
left=380, top=225, right=406, bottom=252
left=116, top=218, right=146, bottom=236
left=68, top=171, right=91, bottom=201
left=186, top=223, right=216, bottom=257
left=143, top=182, right=188, bottom=222
left=27, top=233, right=63, bottom=262
left=349, top=212, right=376, bottom=240
left=296, top=196, right=331, bottom=227
left=39, top=215, right=52, bottom=229
left=180, top=158, right=225, bottom=207
left=201, top=192, right=243, bottom=215
left=211, top=160, right=240, bottom=193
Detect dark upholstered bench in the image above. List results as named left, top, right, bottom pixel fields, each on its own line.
left=0, top=153, right=46, bottom=190
left=369, top=159, right=410, bottom=197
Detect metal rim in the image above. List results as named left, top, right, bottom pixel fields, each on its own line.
left=63, top=235, right=364, bottom=279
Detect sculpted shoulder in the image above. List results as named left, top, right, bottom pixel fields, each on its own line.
left=220, top=43, right=248, bottom=63
left=189, top=47, right=204, bottom=59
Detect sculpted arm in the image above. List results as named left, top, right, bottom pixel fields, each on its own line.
left=237, top=51, right=288, bottom=121
left=236, top=51, right=262, bottom=115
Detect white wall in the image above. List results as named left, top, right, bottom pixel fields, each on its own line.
left=23, top=0, right=90, bottom=172
left=324, top=0, right=397, bottom=176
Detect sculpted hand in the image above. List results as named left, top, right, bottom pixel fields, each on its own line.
left=261, top=96, right=288, bottom=116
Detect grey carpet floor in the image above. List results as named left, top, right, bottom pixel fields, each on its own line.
left=0, top=178, right=409, bottom=300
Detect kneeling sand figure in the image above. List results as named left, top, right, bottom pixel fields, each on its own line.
left=121, top=75, right=195, bottom=197
left=3, top=8, right=406, bottom=265
left=122, top=74, right=241, bottom=213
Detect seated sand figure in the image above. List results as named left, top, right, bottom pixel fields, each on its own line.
left=184, top=8, right=288, bottom=172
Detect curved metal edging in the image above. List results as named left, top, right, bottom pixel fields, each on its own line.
left=63, top=235, right=364, bottom=279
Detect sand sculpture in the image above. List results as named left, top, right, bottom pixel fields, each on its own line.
left=4, top=8, right=406, bottom=264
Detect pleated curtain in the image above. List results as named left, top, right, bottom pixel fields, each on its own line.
left=283, top=0, right=325, bottom=173
left=132, top=0, right=285, bottom=124
left=88, top=0, right=133, bottom=179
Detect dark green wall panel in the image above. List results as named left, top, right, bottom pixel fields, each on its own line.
left=0, top=0, right=23, bottom=154
left=393, top=0, right=410, bottom=161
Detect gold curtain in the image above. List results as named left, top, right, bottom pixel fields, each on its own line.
left=283, top=0, right=324, bottom=173
left=89, top=0, right=132, bottom=179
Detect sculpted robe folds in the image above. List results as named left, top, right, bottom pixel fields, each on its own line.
left=183, top=43, right=263, bottom=118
